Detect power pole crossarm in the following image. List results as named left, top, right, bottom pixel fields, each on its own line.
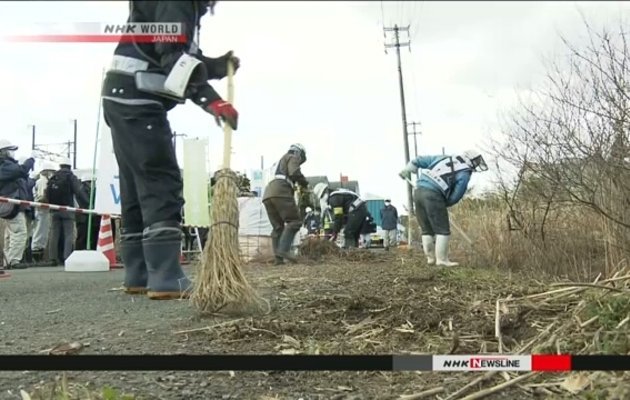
left=407, top=121, right=422, bottom=158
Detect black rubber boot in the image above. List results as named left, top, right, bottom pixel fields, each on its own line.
left=142, top=221, right=191, bottom=300
left=271, top=235, right=284, bottom=265
left=276, top=226, right=300, bottom=263
left=120, top=232, right=148, bottom=294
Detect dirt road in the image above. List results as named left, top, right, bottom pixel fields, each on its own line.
left=0, top=252, right=549, bottom=399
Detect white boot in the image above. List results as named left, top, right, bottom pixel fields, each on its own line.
left=421, top=235, right=436, bottom=265
left=435, top=234, right=458, bottom=267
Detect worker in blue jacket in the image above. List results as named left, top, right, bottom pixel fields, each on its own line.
left=399, top=150, right=487, bottom=267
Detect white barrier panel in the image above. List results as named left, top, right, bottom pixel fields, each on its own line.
left=183, top=138, right=210, bottom=227
left=238, top=197, right=272, bottom=236
left=94, top=116, right=121, bottom=215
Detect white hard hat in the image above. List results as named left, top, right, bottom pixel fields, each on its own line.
left=59, top=157, right=72, bottom=167
left=305, top=206, right=312, bottom=213
left=462, top=149, right=488, bottom=172
left=81, top=173, right=94, bottom=182
left=289, top=143, right=307, bottom=162
left=0, top=139, right=18, bottom=152
left=39, top=161, right=56, bottom=173
left=44, top=161, right=57, bottom=171
left=290, top=143, right=306, bottom=154
left=313, top=182, right=328, bottom=199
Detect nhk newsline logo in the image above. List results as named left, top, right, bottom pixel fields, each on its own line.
left=433, top=355, right=531, bottom=371
left=3, top=23, right=186, bottom=43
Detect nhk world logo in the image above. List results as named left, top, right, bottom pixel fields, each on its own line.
left=2, top=23, right=186, bottom=43
left=433, top=355, right=531, bottom=371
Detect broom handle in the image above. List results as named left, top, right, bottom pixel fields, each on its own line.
left=222, top=60, right=235, bottom=169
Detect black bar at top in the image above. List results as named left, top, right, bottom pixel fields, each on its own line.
left=0, top=355, right=394, bottom=371
left=571, top=355, right=630, bottom=371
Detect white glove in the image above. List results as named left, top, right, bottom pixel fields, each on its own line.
left=30, top=150, right=39, bottom=159
left=398, top=161, right=417, bottom=180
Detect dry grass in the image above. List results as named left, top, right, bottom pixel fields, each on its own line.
left=448, top=197, right=614, bottom=280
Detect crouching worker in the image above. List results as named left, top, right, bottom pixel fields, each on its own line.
left=262, top=144, right=309, bottom=265
left=313, top=184, right=368, bottom=249
left=399, top=150, right=487, bottom=266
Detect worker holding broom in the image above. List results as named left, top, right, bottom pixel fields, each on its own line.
left=398, top=150, right=488, bottom=267
left=262, top=144, right=309, bottom=265
left=101, top=0, right=239, bottom=299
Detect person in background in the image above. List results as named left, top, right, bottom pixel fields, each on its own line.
left=31, top=161, right=56, bottom=262
left=0, top=140, right=35, bottom=273
left=320, top=205, right=334, bottom=240
left=302, top=206, right=320, bottom=235
left=47, top=158, right=89, bottom=266
left=21, top=165, right=37, bottom=264
left=360, top=212, right=376, bottom=249
left=399, top=149, right=488, bottom=266
left=380, top=199, right=399, bottom=251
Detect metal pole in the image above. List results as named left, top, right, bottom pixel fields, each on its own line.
left=87, top=67, right=106, bottom=250
left=73, top=119, right=78, bottom=169
left=31, top=125, right=36, bottom=150
left=393, top=26, right=414, bottom=246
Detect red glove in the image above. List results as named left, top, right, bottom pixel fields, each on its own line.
left=206, top=100, right=238, bottom=130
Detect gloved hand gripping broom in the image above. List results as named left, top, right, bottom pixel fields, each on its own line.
left=191, top=60, right=262, bottom=314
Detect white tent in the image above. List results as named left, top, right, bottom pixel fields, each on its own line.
left=237, top=197, right=274, bottom=261
left=238, top=197, right=273, bottom=236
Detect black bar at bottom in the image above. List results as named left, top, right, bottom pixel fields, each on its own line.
left=571, top=355, right=630, bottom=371
left=0, top=355, right=394, bottom=371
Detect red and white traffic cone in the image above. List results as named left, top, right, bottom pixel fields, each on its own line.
left=97, top=215, right=117, bottom=270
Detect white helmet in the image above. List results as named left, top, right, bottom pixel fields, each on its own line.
left=462, top=150, right=488, bottom=172
left=0, top=139, right=18, bottom=152
left=305, top=206, right=312, bottom=213
left=313, top=182, right=328, bottom=199
left=81, top=173, right=94, bottom=182
left=44, top=161, right=57, bottom=172
left=38, top=161, right=56, bottom=174
left=289, top=143, right=307, bottom=162
left=59, top=157, right=72, bottom=167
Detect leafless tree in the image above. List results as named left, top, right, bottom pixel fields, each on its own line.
left=490, top=16, right=630, bottom=259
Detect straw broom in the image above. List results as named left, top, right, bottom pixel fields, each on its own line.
left=191, top=60, right=262, bottom=314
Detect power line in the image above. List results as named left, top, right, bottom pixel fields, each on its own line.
left=380, top=0, right=386, bottom=28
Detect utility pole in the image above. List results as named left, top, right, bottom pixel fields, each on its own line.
left=407, top=121, right=421, bottom=158
left=385, top=24, right=414, bottom=244
left=172, top=131, right=187, bottom=153
left=72, top=119, right=77, bottom=169
left=30, top=125, right=36, bottom=150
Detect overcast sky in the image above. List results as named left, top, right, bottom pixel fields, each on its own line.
left=0, top=1, right=628, bottom=214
